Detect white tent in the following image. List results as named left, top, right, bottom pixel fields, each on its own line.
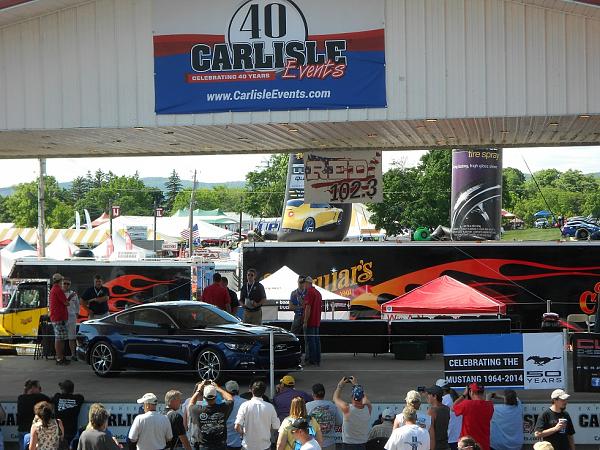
left=345, top=203, right=385, bottom=240
left=260, top=265, right=349, bottom=319
left=92, top=232, right=156, bottom=259
left=0, top=235, right=37, bottom=277
left=94, top=215, right=233, bottom=241
left=45, top=232, right=79, bottom=260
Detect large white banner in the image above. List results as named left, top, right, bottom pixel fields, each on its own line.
left=443, top=333, right=566, bottom=390
left=304, top=150, right=383, bottom=203
left=3, top=401, right=600, bottom=444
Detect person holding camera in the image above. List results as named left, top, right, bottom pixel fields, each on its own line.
left=188, top=380, right=234, bottom=450
left=333, top=376, right=372, bottom=449
left=452, top=383, right=493, bottom=450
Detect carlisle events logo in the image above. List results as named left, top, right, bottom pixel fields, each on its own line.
left=152, top=0, right=386, bottom=114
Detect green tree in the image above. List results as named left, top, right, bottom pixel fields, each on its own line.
left=0, top=195, right=12, bottom=222
left=171, top=186, right=244, bottom=212
left=243, top=154, right=288, bottom=217
left=368, top=149, right=452, bottom=232
left=164, top=170, right=183, bottom=213
left=5, top=177, right=73, bottom=228
left=75, top=174, right=156, bottom=218
left=502, top=167, right=526, bottom=211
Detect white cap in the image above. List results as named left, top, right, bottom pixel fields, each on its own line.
left=551, top=389, right=570, bottom=400
left=137, top=393, right=158, bottom=404
left=204, top=385, right=217, bottom=399
left=435, top=378, right=449, bottom=388
left=382, top=408, right=394, bottom=420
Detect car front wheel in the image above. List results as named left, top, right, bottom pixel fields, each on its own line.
left=90, top=341, right=120, bottom=377
left=196, top=348, right=225, bottom=382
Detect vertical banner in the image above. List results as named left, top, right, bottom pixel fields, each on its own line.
left=451, top=148, right=503, bottom=240
left=443, top=333, right=565, bottom=389
left=304, top=151, right=383, bottom=203
left=152, top=0, right=386, bottom=114
left=572, top=332, right=600, bottom=392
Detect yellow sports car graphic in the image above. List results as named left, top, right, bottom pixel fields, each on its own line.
left=282, top=199, right=343, bottom=232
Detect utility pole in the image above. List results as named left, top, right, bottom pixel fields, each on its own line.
left=37, top=158, right=46, bottom=257
left=188, top=170, right=197, bottom=256
left=109, top=198, right=113, bottom=239
left=153, top=197, right=158, bottom=254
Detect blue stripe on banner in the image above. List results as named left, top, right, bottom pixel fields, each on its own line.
left=443, top=333, right=523, bottom=355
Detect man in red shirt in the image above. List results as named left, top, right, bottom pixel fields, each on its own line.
left=49, top=273, right=70, bottom=365
left=201, top=273, right=231, bottom=313
left=303, top=276, right=322, bottom=366
left=452, top=382, right=494, bottom=450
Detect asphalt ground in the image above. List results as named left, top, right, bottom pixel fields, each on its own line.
left=1, top=351, right=599, bottom=404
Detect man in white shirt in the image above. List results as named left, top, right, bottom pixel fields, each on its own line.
left=129, top=393, right=173, bottom=450
left=291, top=418, right=322, bottom=450
left=386, top=407, right=430, bottom=450
left=234, top=381, right=280, bottom=450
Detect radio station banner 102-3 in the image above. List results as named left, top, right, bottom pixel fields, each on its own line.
left=152, top=0, right=386, bottom=114
left=304, top=151, right=383, bottom=204
left=443, top=333, right=565, bottom=390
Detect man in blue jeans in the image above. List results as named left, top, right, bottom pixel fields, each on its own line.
left=303, top=277, right=322, bottom=366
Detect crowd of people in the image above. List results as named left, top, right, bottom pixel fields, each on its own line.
left=5, top=374, right=576, bottom=450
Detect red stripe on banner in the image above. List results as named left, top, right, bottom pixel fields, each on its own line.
left=308, top=29, right=385, bottom=52
left=153, top=29, right=384, bottom=58
left=154, top=34, right=225, bottom=57
left=0, top=0, right=35, bottom=10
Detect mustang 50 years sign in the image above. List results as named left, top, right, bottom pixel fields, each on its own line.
left=152, top=0, right=386, bottom=114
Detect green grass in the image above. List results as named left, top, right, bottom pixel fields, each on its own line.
left=502, top=227, right=563, bottom=241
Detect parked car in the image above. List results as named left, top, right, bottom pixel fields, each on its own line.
left=534, top=218, right=549, bottom=228
left=561, top=219, right=600, bottom=240
left=282, top=198, right=343, bottom=232
left=77, top=301, right=301, bottom=380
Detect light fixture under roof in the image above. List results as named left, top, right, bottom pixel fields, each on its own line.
left=548, top=122, right=559, bottom=127
left=500, top=130, right=509, bottom=134
left=425, top=118, right=437, bottom=123
left=287, top=128, right=299, bottom=133
left=579, top=114, right=590, bottom=119
left=367, top=133, right=378, bottom=138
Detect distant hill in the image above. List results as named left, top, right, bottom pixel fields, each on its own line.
left=0, top=177, right=245, bottom=197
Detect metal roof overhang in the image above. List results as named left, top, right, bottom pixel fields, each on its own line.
left=0, top=115, right=598, bottom=159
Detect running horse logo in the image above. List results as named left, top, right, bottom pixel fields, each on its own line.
left=527, top=355, right=561, bottom=366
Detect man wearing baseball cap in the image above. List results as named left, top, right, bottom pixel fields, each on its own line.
left=367, top=408, right=395, bottom=442
left=334, top=376, right=372, bottom=448
left=290, top=418, right=321, bottom=450
left=273, top=375, right=312, bottom=421
left=129, top=393, right=172, bottom=450
left=534, top=390, right=575, bottom=450
left=436, top=379, right=462, bottom=450
left=452, top=383, right=494, bottom=450
left=188, top=380, right=234, bottom=450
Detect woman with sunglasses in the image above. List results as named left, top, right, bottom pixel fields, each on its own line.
left=62, top=278, right=80, bottom=362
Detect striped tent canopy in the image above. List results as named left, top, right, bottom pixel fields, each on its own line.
left=0, top=227, right=108, bottom=246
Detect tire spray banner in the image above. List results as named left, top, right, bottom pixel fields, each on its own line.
left=572, top=332, right=600, bottom=392
left=451, top=148, right=502, bottom=240
left=152, top=0, right=386, bottom=114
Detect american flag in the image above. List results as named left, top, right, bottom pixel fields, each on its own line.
left=181, top=224, right=199, bottom=240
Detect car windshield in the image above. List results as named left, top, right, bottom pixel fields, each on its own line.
left=168, top=304, right=239, bottom=328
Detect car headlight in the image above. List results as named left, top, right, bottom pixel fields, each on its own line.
left=224, top=342, right=253, bottom=352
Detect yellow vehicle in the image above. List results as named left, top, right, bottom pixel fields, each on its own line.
left=0, top=281, right=49, bottom=339
left=282, top=199, right=344, bottom=233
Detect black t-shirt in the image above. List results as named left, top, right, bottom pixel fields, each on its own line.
left=239, top=282, right=266, bottom=312
left=17, top=393, right=50, bottom=432
left=81, top=286, right=110, bottom=315
left=166, top=409, right=187, bottom=450
left=227, top=288, right=239, bottom=311
left=534, top=408, right=575, bottom=450
left=52, top=393, right=84, bottom=438
left=190, top=401, right=233, bottom=447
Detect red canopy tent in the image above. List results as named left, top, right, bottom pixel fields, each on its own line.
left=381, top=275, right=506, bottom=320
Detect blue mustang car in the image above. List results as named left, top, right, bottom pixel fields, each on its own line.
left=561, top=220, right=600, bottom=239
left=76, top=301, right=301, bottom=380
